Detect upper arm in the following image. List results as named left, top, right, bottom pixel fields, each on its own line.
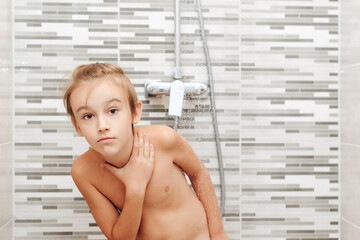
left=161, top=126, right=207, bottom=179
left=71, top=159, right=120, bottom=240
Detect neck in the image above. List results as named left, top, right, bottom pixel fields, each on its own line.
left=102, top=153, right=130, bottom=168
left=94, top=134, right=134, bottom=168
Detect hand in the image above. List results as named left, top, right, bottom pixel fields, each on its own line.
left=103, top=131, right=155, bottom=192
left=211, top=231, right=229, bottom=240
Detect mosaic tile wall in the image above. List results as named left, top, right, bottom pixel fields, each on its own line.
left=13, top=0, right=240, bottom=239
left=240, top=0, right=339, bottom=239
left=12, top=0, right=339, bottom=240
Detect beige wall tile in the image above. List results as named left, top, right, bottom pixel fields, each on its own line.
left=0, top=70, right=12, bottom=144
left=0, top=0, right=12, bottom=144
left=0, top=143, right=12, bottom=228
left=341, top=143, right=360, bottom=225
left=0, top=219, right=13, bottom=240
left=340, top=0, right=360, bottom=66
left=340, top=65, right=360, bottom=145
left=342, top=218, right=360, bottom=240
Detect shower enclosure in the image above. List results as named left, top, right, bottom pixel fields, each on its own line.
left=4, top=0, right=360, bottom=239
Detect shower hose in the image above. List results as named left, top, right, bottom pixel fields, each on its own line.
left=194, top=0, right=226, bottom=218
left=172, top=0, right=226, bottom=218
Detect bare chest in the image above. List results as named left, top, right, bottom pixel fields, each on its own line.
left=92, top=153, right=183, bottom=211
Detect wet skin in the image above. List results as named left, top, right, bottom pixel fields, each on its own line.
left=69, top=79, right=226, bottom=240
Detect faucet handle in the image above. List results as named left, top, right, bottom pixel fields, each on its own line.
left=168, top=80, right=185, bottom=117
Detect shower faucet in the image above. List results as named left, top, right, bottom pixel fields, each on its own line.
left=144, top=80, right=207, bottom=97
left=144, top=80, right=207, bottom=117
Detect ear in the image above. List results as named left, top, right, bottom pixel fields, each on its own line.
left=131, top=100, right=142, bottom=125
left=71, top=116, right=84, bottom=136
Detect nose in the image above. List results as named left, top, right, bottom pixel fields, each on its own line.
left=97, top=115, right=110, bottom=133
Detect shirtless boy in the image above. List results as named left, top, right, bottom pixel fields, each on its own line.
left=63, top=63, right=228, bottom=240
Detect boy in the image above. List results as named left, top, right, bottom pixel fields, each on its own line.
left=63, top=63, right=228, bottom=240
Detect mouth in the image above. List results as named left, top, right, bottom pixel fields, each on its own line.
left=98, top=137, right=115, bottom=143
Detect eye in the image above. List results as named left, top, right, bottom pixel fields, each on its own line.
left=108, top=108, right=118, bottom=115
left=82, top=114, right=93, bottom=120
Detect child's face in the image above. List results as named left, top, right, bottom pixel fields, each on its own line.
left=70, top=78, right=141, bottom=159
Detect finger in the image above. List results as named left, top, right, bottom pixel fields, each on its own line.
left=149, top=144, right=154, bottom=162
left=139, top=131, right=144, bottom=156
left=144, top=135, right=149, bottom=158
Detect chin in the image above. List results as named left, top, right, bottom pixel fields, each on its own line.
left=98, top=147, right=121, bottom=159
left=99, top=149, right=117, bottom=157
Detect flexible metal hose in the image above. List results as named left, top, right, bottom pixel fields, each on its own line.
left=194, top=0, right=226, bottom=218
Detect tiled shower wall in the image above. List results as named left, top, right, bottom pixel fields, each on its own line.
left=14, top=0, right=240, bottom=239
left=240, top=0, right=339, bottom=239
left=13, top=0, right=339, bottom=240
left=0, top=0, right=13, bottom=239
left=340, top=0, right=360, bottom=238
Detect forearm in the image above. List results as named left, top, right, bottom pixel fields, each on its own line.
left=191, top=170, right=225, bottom=238
left=111, top=188, right=145, bottom=240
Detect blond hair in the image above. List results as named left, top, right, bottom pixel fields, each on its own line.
left=63, top=63, right=138, bottom=121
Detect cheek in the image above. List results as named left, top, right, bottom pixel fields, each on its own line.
left=74, top=123, right=83, bottom=136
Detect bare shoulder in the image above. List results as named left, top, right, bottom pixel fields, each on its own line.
left=71, top=149, right=101, bottom=185
left=135, top=125, right=179, bottom=149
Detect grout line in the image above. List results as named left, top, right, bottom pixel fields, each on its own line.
left=340, top=62, right=360, bottom=70
left=338, top=0, right=342, bottom=234
left=11, top=0, right=15, bottom=236
left=0, top=141, right=12, bottom=146
left=117, top=0, right=120, bottom=65
left=342, top=216, right=360, bottom=230
left=238, top=0, right=242, bottom=235
left=0, top=218, right=14, bottom=233
left=341, top=142, right=360, bottom=148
